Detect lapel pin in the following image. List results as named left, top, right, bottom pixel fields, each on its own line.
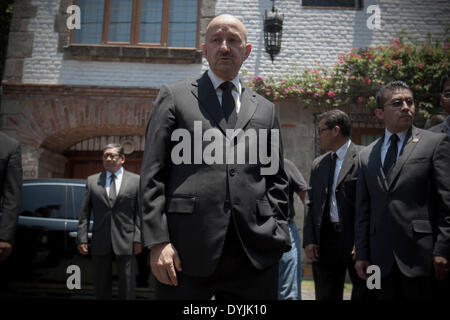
left=412, top=138, right=419, bottom=143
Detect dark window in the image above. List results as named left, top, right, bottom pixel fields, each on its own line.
left=69, top=186, right=86, bottom=220
left=21, top=185, right=68, bottom=219
left=72, top=0, right=199, bottom=48
left=302, top=0, right=363, bottom=8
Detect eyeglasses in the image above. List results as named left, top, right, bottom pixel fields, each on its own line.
left=384, top=97, right=415, bottom=109
left=441, top=92, right=450, bottom=100
left=103, top=153, right=121, bottom=160
left=318, top=126, right=331, bottom=135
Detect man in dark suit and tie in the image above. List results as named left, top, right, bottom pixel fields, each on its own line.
left=355, top=81, right=450, bottom=299
left=303, top=109, right=368, bottom=300
left=0, top=132, right=22, bottom=262
left=77, top=143, right=141, bottom=299
left=140, top=14, right=290, bottom=299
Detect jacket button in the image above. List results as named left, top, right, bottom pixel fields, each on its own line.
left=229, top=169, right=236, bottom=176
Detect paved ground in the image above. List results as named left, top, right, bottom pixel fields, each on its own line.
left=301, top=279, right=352, bottom=300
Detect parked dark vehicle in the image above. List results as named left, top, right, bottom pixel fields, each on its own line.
left=0, top=179, right=154, bottom=299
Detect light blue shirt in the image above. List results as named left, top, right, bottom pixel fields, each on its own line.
left=106, top=166, right=123, bottom=197
left=381, top=129, right=408, bottom=167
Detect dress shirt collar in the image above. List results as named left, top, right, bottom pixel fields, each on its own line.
left=207, top=69, right=241, bottom=95
left=106, top=166, right=123, bottom=179
left=334, top=139, right=351, bottom=161
left=384, top=128, right=408, bottom=146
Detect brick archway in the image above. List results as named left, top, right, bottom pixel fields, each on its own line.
left=1, top=83, right=158, bottom=178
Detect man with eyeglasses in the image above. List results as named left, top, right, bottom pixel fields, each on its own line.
left=77, top=143, right=141, bottom=299
left=355, top=81, right=450, bottom=299
left=429, top=72, right=450, bottom=136
left=303, top=109, right=369, bottom=300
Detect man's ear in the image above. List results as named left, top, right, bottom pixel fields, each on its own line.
left=374, top=108, right=384, bottom=120
left=244, top=43, right=252, bottom=60
left=201, top=43, right=207, bottom=57
left=332, top=125, right=340, bottom=137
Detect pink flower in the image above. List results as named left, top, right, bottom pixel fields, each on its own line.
left=314, top=92, right=319, bottom=97
left=417, top=63, right=424, bottom=69
left=386, top=64, right=392, bottom=69
left=312, top=70, right=319, bottom=74
left=306, top=90, right=312, bottom=94
left=327, top=91, right=336, bottom=98
left=255, top=76, right=264, bottom=82
left=357, top=96, right=364, bottom=103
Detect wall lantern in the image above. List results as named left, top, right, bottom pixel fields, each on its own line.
left=263, top=0, right=284, bottom=62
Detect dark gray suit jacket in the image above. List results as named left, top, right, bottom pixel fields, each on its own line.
left=77, top=169, right=141, bottom=256
left=355, top=126, right=450, bottom=278
left=0, top=132, right=22, bottom=245
left=140, top=71, right=290, bottom=277
left=303, top=142, right=363, bottom=259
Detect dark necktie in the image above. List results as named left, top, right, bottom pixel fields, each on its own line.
left=383, top=134, right=399, bottom=175
left=220, top=81, right=237, bottom=129
left=109, top=173, right=117, bottom=205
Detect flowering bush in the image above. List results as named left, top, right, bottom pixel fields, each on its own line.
left=243, top=33, right=450, bottom=121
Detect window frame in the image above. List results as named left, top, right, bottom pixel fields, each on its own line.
left=70, top=0, right=201, bottom=49
left=302, top=0, right=363, bottom=10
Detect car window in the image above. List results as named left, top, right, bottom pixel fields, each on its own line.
left=21, top=185, right=67, bottom=219
left=70, top=186, right=85, bottom=220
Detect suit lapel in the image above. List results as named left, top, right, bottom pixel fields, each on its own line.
left=370, top=136, right=389, bottom=192
left=191, top=72, right=228, bottom=135
left=387, top=126, right=419, bottom=189
left=319, top=153, right=332, bottom=216
left=234, top=85, right=258, bottom=131
left=97, top=171, right=110, bottom=206
left=336, top=142, right=356, bottom=188
left=116, top=169, right=128, bottom=202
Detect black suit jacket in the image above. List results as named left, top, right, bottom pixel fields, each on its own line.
left=355, top=126, right=450, bottom=278
left=77, top=169, right=141, bottom=256
left=140, top=71, right=290, bottom=277
left=0, top=131, right=22, bottom=245
left=303, top=142, right=363, bottom=260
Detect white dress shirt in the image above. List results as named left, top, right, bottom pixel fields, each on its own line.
left=106, top=166, right=123, bottom=197
left=381, top=129, right=408, bottom=166
left=329, top=139, right=352, bottom=223
left=207, top=69, right=242, bottom=114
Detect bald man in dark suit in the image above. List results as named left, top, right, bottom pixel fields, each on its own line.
left=140, top=14, right=290, bottom=300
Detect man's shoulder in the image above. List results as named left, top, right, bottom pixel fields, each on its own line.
left=161, top=77, right=195, bottom=93
left=351, top=142, right=365, bottom=153
left=250, top=89, right=274, bottom=107
left=0, top=131, right=20, bottom=151
left=312, top=151, right=331, bottom=168
left=428, top=122, right=445, bottom=134
left=86, top=172, right=102, bottom=182
left=124, top=170, right=140, bottom=180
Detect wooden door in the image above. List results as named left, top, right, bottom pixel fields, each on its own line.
left=65, top=151, right=143, bottom=179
